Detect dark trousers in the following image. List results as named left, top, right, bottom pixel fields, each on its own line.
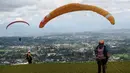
left=28, top=60, right=32, bottom=64
left=97, top=59, right=108, bottom=73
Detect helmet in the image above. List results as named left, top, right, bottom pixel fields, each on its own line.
left=28, top=50, right=30, bottom=53
left=99, top=40, right=104, bottom=44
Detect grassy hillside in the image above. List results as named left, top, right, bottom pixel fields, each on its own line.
left=0, top=61, right=130, bottom=73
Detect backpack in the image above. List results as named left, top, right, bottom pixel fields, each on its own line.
left=95, top=45, right=108, bottom=59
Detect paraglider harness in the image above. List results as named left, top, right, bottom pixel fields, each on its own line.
left=95, top=45, right=108, bottom=63
left=26, top=53, right=32, bottom=64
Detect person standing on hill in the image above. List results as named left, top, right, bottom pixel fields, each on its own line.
left=26, top=50, right=32, bottom=64
left=94, top=40, right=110, bottom=73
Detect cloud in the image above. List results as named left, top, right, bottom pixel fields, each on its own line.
left=0, top=0, right=130, bottom=36
left=54, top=0, right=83, bottom=7
left=0, top=0, right=38, bottom=12
left=15, top=17, right=24, bottom=21
left=111, top=9, right=130, bottom=14
left=81, top=0, right=130, bottom=14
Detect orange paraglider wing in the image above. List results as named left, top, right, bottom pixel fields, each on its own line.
left=39, top=3, right=115, bottom=28
left=6, top=20, right=30, bottom=29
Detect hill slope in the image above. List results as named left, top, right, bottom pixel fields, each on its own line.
left=0, top=61, right=130, bottom=73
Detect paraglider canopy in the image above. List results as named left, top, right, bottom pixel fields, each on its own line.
left=6, top=18, right=30, bottom=29
left=6, top=18, right=30, bottom=42
left=39, top=3, right=115, bottom=28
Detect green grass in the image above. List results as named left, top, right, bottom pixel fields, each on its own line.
left=0, top=61, right=130, bottom=73
left=0, top=50, right=12, bottom=52
left=0, top=50, right=6, bottom=52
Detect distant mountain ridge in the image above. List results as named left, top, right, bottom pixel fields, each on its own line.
left=98, top=29, right=130, bottom=33
left=46, top=29, right=130, bottom=36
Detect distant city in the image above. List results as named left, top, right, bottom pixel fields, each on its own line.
left=0, top=29, right=130, bottom=65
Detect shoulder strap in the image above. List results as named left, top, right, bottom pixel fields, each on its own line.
left=104, top=45, right=108, bottom=52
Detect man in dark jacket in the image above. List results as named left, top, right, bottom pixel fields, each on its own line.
left=26, top=51, right=32, bottom=64
left=94, top=40, right=110, bottom=73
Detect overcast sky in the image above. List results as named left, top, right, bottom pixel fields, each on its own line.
left=0, top=0, right=130, bottom=36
